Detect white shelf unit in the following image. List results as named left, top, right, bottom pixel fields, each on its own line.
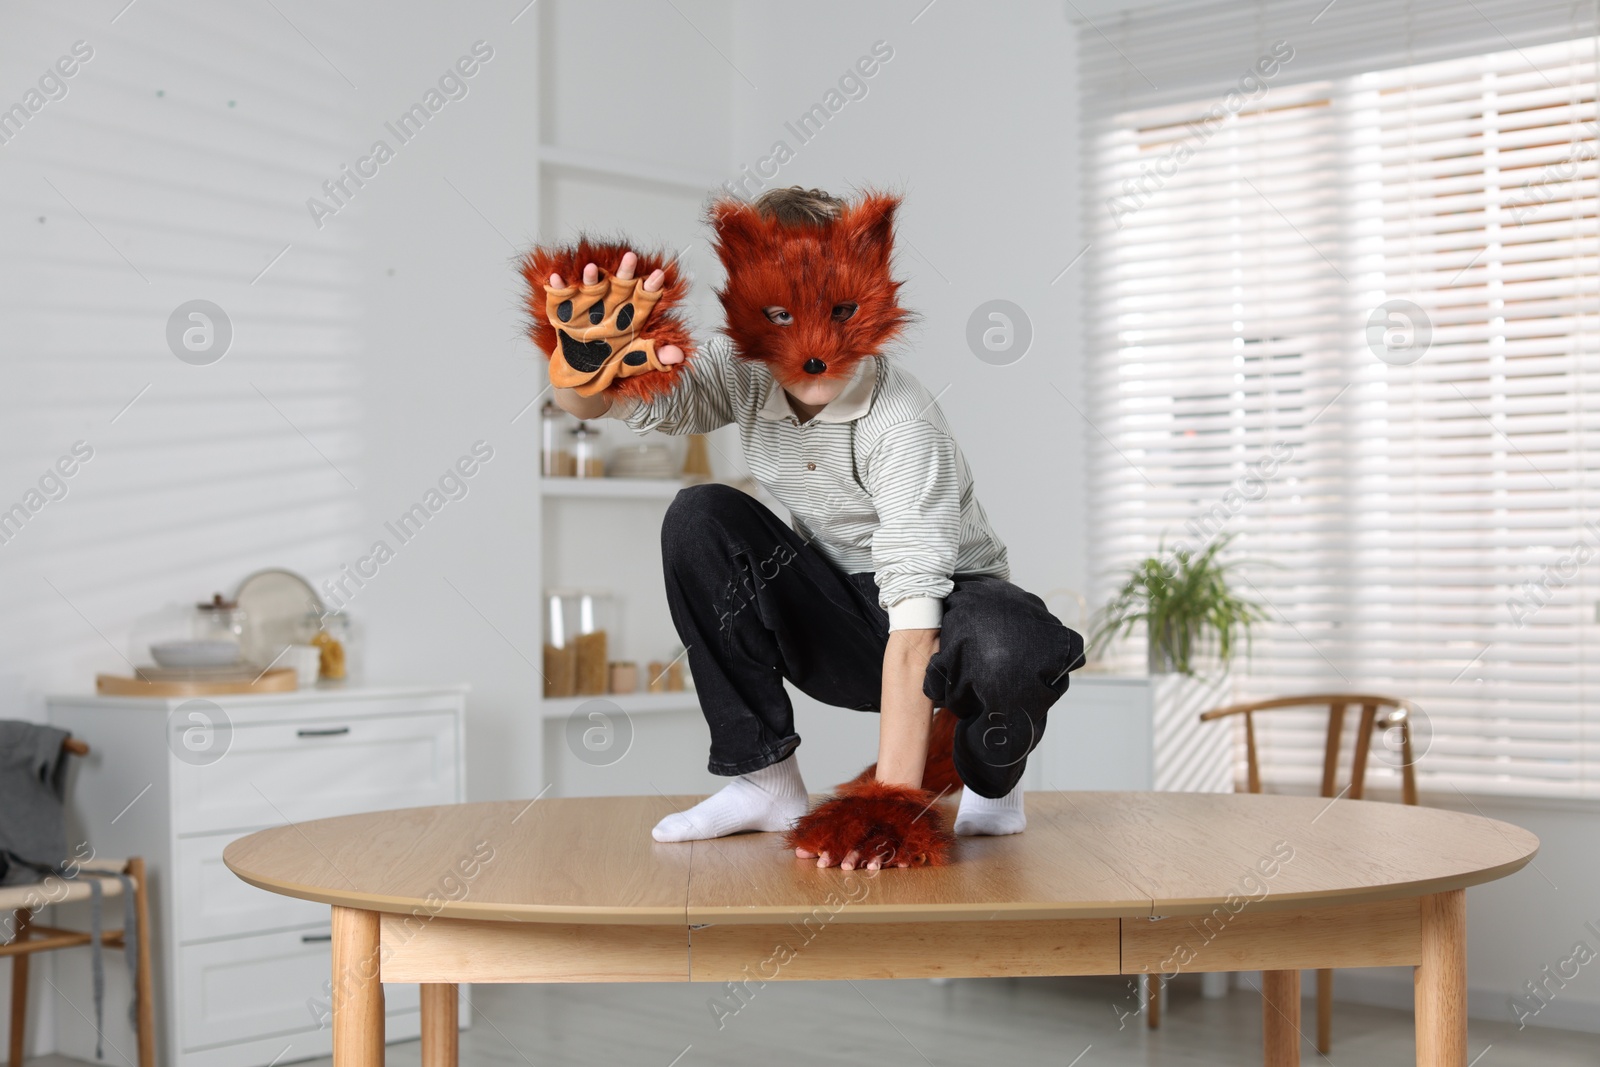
left=530, top=16, right=735, bottom=794
left=535, top=455, right=722, bottom=798
left=541, top=690, right=704, bottom=718
left=534, top=463, right=697, bottom=719
left=528, top=145, right=722, bottom=785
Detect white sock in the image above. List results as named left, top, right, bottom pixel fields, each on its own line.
left=651, top=753, right=809, bottom=842
left=953, top=782, right=1026, bottom=837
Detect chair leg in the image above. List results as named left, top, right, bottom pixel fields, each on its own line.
left=127, top=859, right=157, bottom=1067
left=9, top=909, right=30, bottom=1067
left=1317, top=968, right=1333, bottom=1054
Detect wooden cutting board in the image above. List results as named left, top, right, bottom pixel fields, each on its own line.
left=96, top=666, right=298, bottom=697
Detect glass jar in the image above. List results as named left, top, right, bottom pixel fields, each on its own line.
left=303, top=611, right=360, bottom=684
left=570, top=422, right=604, bottom=479
left=193, top=594, right=247, bottom=653
left=544, top=590, right=613, bottom=697
left=541, top=400, right=577, bottom=477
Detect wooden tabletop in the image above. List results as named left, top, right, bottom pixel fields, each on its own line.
left=223, top=792, right=1539, bottom=925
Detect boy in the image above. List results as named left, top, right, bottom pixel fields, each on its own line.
left=540, top=186, right=1083, bottom=869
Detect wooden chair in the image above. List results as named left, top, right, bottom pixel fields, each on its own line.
left=2, top=738, right=156, bottom=1067
left=1140, top=694, right=1419, bottom=1049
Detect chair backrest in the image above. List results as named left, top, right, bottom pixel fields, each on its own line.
left=1199, top=694, right=1419, bottom=805
left=0, top=729, right=89, bottom=880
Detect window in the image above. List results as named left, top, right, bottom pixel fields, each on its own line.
left=1082, top=31, right=1600, bottom=798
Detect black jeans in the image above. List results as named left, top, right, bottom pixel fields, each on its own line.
left=660, top=483, right=1085, bottom=798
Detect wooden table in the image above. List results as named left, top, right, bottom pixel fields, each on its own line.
left=223, top=791, right=1538, bottom=1067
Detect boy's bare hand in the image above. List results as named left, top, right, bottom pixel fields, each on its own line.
left=793, top=845, right=910, bottom=871
left=547, top=250, right=685, bottom=365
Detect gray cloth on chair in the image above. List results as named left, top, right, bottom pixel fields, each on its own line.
left=0, top=719, right=71, bottom=881
left=0, top=720, right=139, bottom=1058
left=83, top=872, right=140, bottom=1061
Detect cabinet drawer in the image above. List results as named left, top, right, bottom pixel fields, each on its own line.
left=176, top=833, right=326, bottom=942
left=174, top=712, right=459, bottom=835
left=179, top=928, right=419, bottom=1051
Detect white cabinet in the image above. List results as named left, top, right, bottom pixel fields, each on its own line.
left=170, top=709, right=460, bottom=834
left=177, top=929, right=421, bottom=1052
left=47, top=684, right=467, bottom=1067
left=174, top=833, right=326, bottom=943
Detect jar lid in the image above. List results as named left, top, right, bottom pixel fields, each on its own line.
left=197, top=593, right=238, bottom=611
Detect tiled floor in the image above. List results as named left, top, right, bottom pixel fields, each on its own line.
left=36, top=975, right=1598, bottom=1066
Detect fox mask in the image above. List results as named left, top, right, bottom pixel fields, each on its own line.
left=708, top=190, right=912, bottom=391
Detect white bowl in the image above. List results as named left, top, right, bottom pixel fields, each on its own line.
left=150, top=639, right=242, bottom=669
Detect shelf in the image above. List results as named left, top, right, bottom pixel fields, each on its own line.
left=540, top=691, right=700, bottom=718
left=541, top=477, right=686, bottom=499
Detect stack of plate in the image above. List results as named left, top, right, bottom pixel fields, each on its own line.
left=150, top=640, right=242, bottom=668
left=607, top=444, right=679, bottom=479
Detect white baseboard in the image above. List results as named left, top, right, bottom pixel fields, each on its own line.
left=1321, top=969, right=1600, bottom=1036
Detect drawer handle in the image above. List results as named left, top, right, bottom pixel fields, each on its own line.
left=296, top=727, right=351, bottom=738
left=301, top=932, right=333, bottom=943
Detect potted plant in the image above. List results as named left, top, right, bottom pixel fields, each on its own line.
left=1091, top=534, right=1267, bottom=675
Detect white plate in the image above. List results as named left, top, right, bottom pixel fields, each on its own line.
left=150, top=640, right=242, bottom=668
left=234, top=568, right=325, bottom=668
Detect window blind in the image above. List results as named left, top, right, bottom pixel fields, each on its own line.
left=1081, top=25, right=1600, bottom=798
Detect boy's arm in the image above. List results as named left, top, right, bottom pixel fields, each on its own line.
left=594, top=334, right=738, bottom=436
left=875, top=628, right=938, bottom=787
left=785, top=420, right=965, bottom=871
left=866, top=419, right=962, bottom=786
left=551, top=385, right=614, bottom=421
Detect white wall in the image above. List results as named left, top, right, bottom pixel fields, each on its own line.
left=2, top=1, right=386, bottom=1052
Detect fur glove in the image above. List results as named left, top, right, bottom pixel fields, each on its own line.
left=520, top=237, right=696, bottom=400
left=784, top=777, right=956, bottom=868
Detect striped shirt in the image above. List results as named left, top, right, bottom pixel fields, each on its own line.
left=601, top=334, right=1010, bottom=630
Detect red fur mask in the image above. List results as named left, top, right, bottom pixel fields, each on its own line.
left=707, top=190, right=911, bottom=390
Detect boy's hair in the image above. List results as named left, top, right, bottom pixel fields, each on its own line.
left=751, top=186, right=846, bottom=226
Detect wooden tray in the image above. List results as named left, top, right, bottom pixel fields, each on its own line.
left=96, top=667, right=298, bottom=697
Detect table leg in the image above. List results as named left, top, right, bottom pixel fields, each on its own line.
left=1261, top=969, right=1300, bottom=1067
left=332, top=907, right=385, bottom=1067
left=1144, top=973, right=1161, bottom=1028
left=1415, top=890, right=1467, bottom=1067
left=1316, top=968, right=1332, bottom=1054
left=421, top=983, right=459, bottom=1067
